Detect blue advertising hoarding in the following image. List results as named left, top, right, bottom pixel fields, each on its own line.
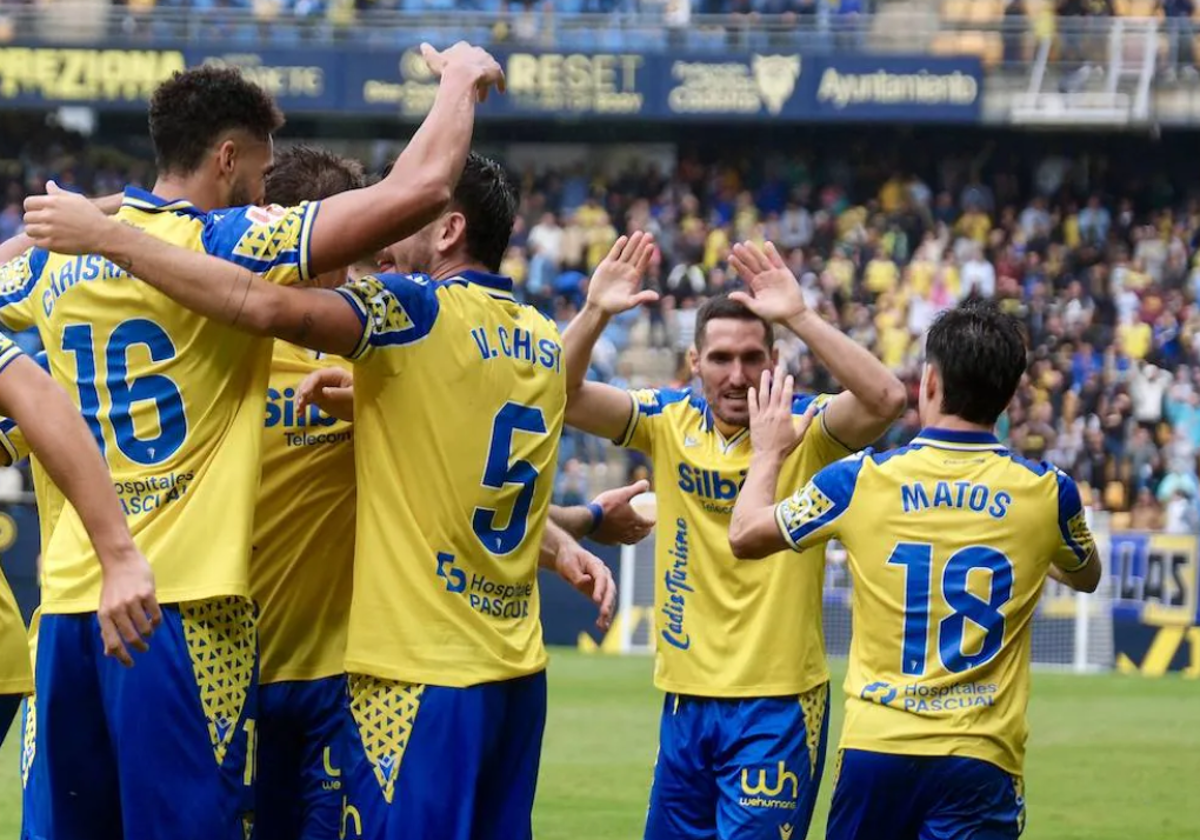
left=0, top=44, right=983, bottom=122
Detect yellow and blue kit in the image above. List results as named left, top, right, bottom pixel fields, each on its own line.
left=0, top=334, right=32, bottom=719
left=253, top=342, right=355, bottom=840
left=0, top=186, right=320, bottom=840
left=618, top=387, right=848, bottom=840
left=333, top=269, right=564, bottom=840
left=773, top=428, right=1096, bottom=840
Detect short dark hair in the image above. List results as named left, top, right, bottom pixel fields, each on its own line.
left=148, top=66, right=284, bottom=175
left=925, top=299, right=1027, bottom=426
left=451, top=153, right=519, bottom=273
left=265, top=145, right=365, bottom=206
left=694, top=293, right=774, bottom=350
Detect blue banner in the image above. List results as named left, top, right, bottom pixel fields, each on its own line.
left=1110, top=531, right=1200, bottom=677
left=0, top=44, right=983, bottom=122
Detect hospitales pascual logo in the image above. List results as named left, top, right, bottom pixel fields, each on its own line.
left=669, top=54, right=801, bottom=116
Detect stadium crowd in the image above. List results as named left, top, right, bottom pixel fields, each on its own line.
left=3, top=126, right=1198, bottom=530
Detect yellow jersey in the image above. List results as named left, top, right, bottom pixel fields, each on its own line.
left=620, top=389, right=851, bottom=697
left=0, top=188, right=319, bottom=612
left=253, top=343, right=355, bottom=685
left=0, top=334, right=30, bottom=694
left=773, top=428, right=1096, bottom=775
left=335, top=270, right=565, bottom=687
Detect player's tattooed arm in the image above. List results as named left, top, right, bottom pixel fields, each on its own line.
left=562, top=233, right=657, bottom=441
left=0, top=354, right=161, bottom=666
left=539, top=520, right=617, bottom=630
left=729, top=240, right=906, bottom=450
left=550, top=479, right=654, bottom=546
left=23, top=187, right=365, bottom=356
left=730, top=364, right=818, bottom=559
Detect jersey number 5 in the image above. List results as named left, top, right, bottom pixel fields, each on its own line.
left=63, top=319, right=188, bottom=466
left=888, top=543, right=1014, bottom=676
left=472, top=401, right=548, bottom=556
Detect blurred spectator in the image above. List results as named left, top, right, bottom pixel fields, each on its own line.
left=1161, top=0, right=1198, bottom=81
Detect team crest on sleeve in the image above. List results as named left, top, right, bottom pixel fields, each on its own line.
left=358, top=275, right=416, bottom=337
left=1068, top=510, right=1094, bottom=554
left=0, top=251, right=30, bottom=293
left=778, top=483, right=833, bottom=533
left=232, top=206, right=302, bottom=263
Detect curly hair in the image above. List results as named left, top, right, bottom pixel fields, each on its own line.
left=148, top=66, right=284, bottom=175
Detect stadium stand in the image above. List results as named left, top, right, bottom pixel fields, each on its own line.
left=4, top=120, right=1200, bottom=533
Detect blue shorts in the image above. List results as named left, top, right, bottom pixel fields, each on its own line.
left=20, top=695, right=44, bottom=840
left=827, top=749, right=1025, bottom=840
left=32, top=598, right=258, bottom=840
left=645, top=683, right=831, bottom=840
left=257, top=676, right=346, bottom=840
left=342, top=670, right=547, bottom=840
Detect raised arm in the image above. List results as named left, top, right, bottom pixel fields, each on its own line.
left=0, top=352, right=160, bottom=666
left=729, top=365, right=818, bottom=559
left=562, top=232, right=657, bottom=440
left=305, top=42, right=505, bottom=274
left=1049, top=472, right=1103, bottom=593
left=729, top=242, right=906, bottom=450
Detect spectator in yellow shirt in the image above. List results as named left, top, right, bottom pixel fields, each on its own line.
left=865, top=247, right=899, bottom=297
left=703, top=225, right=730, bottom=271
left=955, top=205, right=992, bottom=245
left=1117, top=318, right=1153, bottom=360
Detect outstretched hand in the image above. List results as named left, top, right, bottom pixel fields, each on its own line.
left=748, top=363, right=816, bottom=461
left=728, top=241, right=807, bottom=325
left=587, top=231, right=659, bottom=316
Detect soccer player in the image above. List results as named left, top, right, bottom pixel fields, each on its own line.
left=25, top=152, right=615, bottom=840
left=5, top=43, right=505, bottom=840
left=729, top=300, right=1102, bottom=840
left=0, top=339, right=158, bottom=741
left=558, top=238, right=906, bottom=839
left=296, top=366, right=655, bottom=547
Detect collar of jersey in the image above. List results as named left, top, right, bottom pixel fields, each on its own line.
left=455, top=269, right=514, bottom=299
left=121, top=186, right=205, bottom=217
left=911, top=427, right=1004, bottom=451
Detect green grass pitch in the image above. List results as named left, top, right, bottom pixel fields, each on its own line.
left=1, top=649, right=1197, bottom=839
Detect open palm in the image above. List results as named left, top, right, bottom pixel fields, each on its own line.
left=728, top=241, right=807, bottom=324
left=587, top=231, right=658, bottom=315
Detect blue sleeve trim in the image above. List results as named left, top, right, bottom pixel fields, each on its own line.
left=332, top=288, right=370, bottom=360
left=365, top=274, right=440, bottom=348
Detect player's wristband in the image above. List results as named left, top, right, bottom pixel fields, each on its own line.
left=585, top=502, right=604, bottom=536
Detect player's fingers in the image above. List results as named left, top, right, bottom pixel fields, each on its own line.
left=773, top=363, right=789, bottom=408
left=631, top=290, right=661, bottom=308
left=765, top=241, right=787, bottom=270
left=597, top=572, right=616, bottom=629
left=748, top=386, right=759, bottom=425
left=420, top=42, right=442, bottom=71
left=727, top=291, right=752, bottom=310
left=760, top=367, right=772, bottom=412
left=99, top=617, right=134, bottom=668
left=620, top=479, right=650, bottom=500
left=129, top=601, right=155, bottom=641
left=728, top=254, right=749, bottom=282
left=145, top=595, right=163, bottom=629
left=115, top=609, right=148, bottom=653
left=605, top=235, right=628, bottom=266
left=634, top=237, right=655, bottom=275
left=620, top=231, right=643, bottom=262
